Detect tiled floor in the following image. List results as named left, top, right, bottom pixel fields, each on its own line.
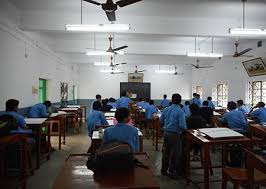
left=27, top=126, right=235, bottom=189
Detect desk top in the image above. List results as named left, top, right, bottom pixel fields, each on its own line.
left=67, top=105, right=81, bottom=108
left=25, top=118, right=47, bottom=125
left=50, top=112, right=67, bottom=118
left=213, top=111, right=221, bottom=116
left=61, top=108, right=79, bottom=111
left=104, top=112, right=115, bottom=117
left=92, top=129, right=143, bottom=140
left=52, top=154, right=160, bottom=189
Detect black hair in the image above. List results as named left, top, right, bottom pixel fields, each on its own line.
left=189, top=103, right=200, bottom=115
left=172, top=93, right=182, bottom=104
left=93, top=101, right=102, bottom=111
left=102, top=99, right=108, bottom=106
left=96, top=94, right=101, bottom=100
left=193, top=93, right=197, bottom=97
left=207, top=96, right=212, bottom=101
left=121, top=91, right=127, bottom=97
left=43, top=101, right=52, bottom=108
left=149, top=100, right=154, bottom=105
left=138, top=98, right=143, bottom=101
left=145, top=98, right=150, bottom=102
left=185, top=101, right=190, bottom=106
left=197, top=94, right=201, bottom=98
left=109, top=98, right=115, bottom=102
left=258, top=102, right=265, bottom=108
left=6, top=99, right=19, bottom=112
left=203, top=101, right=209, bottom=106
left=163, top=94, right=167, bottom=99
left=227, top=101, right=237, bottom=111
left=237, top=100, right=244, bottom=105
left=115, top=107, right=130, bottom=123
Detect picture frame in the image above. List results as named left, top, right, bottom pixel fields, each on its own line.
left=128, top=73, right=144, bottom=83
left=242, top=58, right=266, bottom=77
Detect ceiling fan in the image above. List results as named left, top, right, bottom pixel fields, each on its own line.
left=131, top=66, right=146, bottom=73
left=174, top=66, right=184, bottom=75
left=110, top=67, right=124, bottom=74
left=83, top=0, right=142, bottom=22
left=109, top=56, right=127, bottom=67
left=190, top=59, right=214, bottom=69
left=233, top=41, right=253, bottom=58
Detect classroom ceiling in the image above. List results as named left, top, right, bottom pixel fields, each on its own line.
left=8, top=0, right=266, bottom=65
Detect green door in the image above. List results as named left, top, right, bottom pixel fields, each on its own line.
left=39, top=79, right=47, bottom=103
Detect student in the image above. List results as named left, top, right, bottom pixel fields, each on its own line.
left=160, top=94, right=170, bottom=109
left=90, top=94, right=102, bottom=111
left=28, top=101, right=52, bottom=118
left=136, top=98, right=146, bottom=108
left=237, top=100, right=249, bottom=114
left=141, top=98, right=150, bottom=109
left=100, top=99, right=112, bottom=112
left=102, top=107, right=139, bottom=152
left=250, top=102, right=266, bottom=124
left=200, top=101, right=214, bottom=125
left=207, top=96, right=215, bottom=110
left=116, top=92, right=133, bottom=109
left=182, top=101, right=191, bottom=119
left=107, top=97, right=117, bottom=109
left=145, top=100, right=158, bottom=120
left=87, top=101, right=108, bottom=137
left=196, top=94, right=202, bottom=107
left=191, top=93, right=198, bottom=105
left=160, top=93, right=187, bottom=178
left=220, top=101, right=248, bottom=132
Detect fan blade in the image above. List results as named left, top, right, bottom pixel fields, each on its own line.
left=237, top=48, right=252, bottom=57
left=83, top=0, right=101, bottom=5
left=105, top=11, right=116, bottom=22
left=198, top=66, right=214, bottom=68
left=114, top=63, right=127, bottom=66
left=175, top=73, right=184, bottom=75
left=138, top=70, right=146, bottom=73
left=113, top=45, right=128, bottom=52
left=116, top=0, right=142, bottom=7
left=111, top=72, right=124, bottom=74
left=191, top=64, right=197, bottom=68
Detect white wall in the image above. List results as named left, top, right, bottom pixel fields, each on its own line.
left=0, top=1, right=79, bottom=110
left=79, top=64, right=192, bottom=100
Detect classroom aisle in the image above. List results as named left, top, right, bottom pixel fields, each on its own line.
left=27, top=126, right=234, bottom=189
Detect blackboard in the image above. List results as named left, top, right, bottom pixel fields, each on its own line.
left=120, top=82, right=151, bottom=99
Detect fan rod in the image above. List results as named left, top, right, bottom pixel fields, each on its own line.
left=81, top=0, right=83, bottom=25
left=242, top=0, right=246, bottom=28
left=212, top=37, right=214, bottom=53
left=195, top=37, right=197, bottom=53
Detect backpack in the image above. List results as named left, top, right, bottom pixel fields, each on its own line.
left=0, top=114, right=18, bottom=137
left=86, top=140, right=146, bottom=175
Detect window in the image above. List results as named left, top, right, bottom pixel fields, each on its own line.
left=193, top=86, right=203, bottom=97
left=249, top=81, right=266, bottom=106
left=39, top=79, right=47, bottom=103
left=212, top=84, right=228, bottom=107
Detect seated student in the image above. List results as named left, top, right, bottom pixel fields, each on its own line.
left=100, top=99, right=112, bottom=112
left=107, top=97, right=117, bottom=109
left=207, top=96, right=215, bottom=110
left=160, top=93, right=187, bottom=178
left=136, top=98, right=146, bottom=108
left=87, top=101, right=108, bottom=137
left=192, top=93, right=202, bottom=107
left=250, top=102, right=266, bottom=124
left=237, top=100, right=249, bottom=114
left=187, top=103, right=206, bottom=129
left=28, top=101, right=52, bottom=118
left=182, top=101, right=191, bottom=119
left=90, top=94, right=102, bottom=111
left=220, top=101, right=248, bottom=132
left=116, top=92, right=133, bottom=109
left=102, top=108, right=139, bottom=152
left=200, top=101, right=214, bottom=125
left=196, top=94, right=202, bottom=107
left=145, top=100, right=158, bottom=120
left=142, top=98, right=150, bottom=109
left=160, top=94, right=170, bottom=109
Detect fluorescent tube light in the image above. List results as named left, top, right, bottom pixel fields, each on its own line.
left=100, top=69, right=121, bottom=73
left=65, top=24, right=130, bottom=32
left=155, top=70, right=176, bottom=74
left=94, top=62, right=110, bottom=66
left=86, top=50, right=124, bottom=56
left=229, top=28, right=266, bottom=36
left=187, top=52, right=223, bottom=58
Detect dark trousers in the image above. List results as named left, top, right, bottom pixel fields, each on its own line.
left=161, top=132, right=183, bottom=175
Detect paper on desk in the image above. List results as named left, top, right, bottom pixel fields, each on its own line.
left=104, top=112, right=115, bottom=117
left=213, top=111, right=221, bottom=116
left=25, top=118, right=47, bottom=125
left=198, top=128, right=243, bottom=139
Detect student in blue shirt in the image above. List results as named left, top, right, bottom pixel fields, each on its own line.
left=28, top=101, right=52, bottom=118
left=160, top=93, right=187, bottom=178
left=207, top=97, right=215, bottom=110
left=90, top=94, right=102, bottom=112
left=160, top=94, right=170, bottom=109
left=87, top=101, right=108, bottom=137
left=107, top=97, right=117, bottom=109
left=145, top=100, right=158, bottom=120
left=237, top=100, right=249, bottom=114
left=102, top=107, right=139, bottom=152
left=141, top=98, right=150, bottom=109
left=250, top=102, right=266, bottom=124
left=136, top=98, right=146, bottom=108
left=116, top=91, right=133, bottom=109
left=220, top=101, right=248, bottom=132
left=182, top=101, right=191, bottom=119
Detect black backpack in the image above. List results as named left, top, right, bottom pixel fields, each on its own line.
left=86, top=140, right=146, bottom=175
left=0, top=114, right=18, bottom=137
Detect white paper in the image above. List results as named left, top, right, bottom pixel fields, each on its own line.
left=198, top=128, right=243, bottom=139
left=25, top=118, right=47, bottom=125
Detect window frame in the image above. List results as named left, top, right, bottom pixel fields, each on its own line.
left=212, top=83, right=228, bottom=107
left=249, top=81, right=266, bottom=106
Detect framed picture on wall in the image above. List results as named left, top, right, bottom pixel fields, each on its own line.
left=128, top=73, right=144, bottom=83
left=242, top=58, right=266, bottom=77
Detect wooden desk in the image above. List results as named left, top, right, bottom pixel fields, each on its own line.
left=185, top=129, right=251, bottom=189
left=249, top=123, right=266, bottom=143
left=60, top=108, right=82, bottom=132
left=49, top=113, right=67, bottom=149
left=52, top=153, right=160, bottom=189
left=25, top=118, right=47, bottom=169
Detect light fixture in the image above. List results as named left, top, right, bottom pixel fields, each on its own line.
left=94, top=62, right=110, bottom=66
left=100, top=69, right=122, bottom=73
left=229, top=0, right=266, bottom=36
left=155, top=70, right=176, bottom=74
left=86, top=50, right=124, bottom=56
left=66, top=24, right=130, bottom=32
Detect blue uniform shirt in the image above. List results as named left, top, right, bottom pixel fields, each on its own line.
left=145, top=105, right=158, bottom=119
left=251, top=107, right=266, bottom=124
left=182, top=105, right=191, bottom=119
left=208, top=100, right=215, bottom=110
left=107, top=102, right=117, bottom=109
left=136, top=101, right=146, bottom=108
left=238, top=105, right=249, bottom=114
left=116, top=96, right=133, bottom=109
left=28, top=103, right=48, bottom=118
left=192, top=98, right=202, bottom=107
left=220, top=109, right=248, bottom=131
left=141, top=102, right=150, bottom=109
left=103, top=123, right=139, bottom=152
left=87, top=110, right=108, bottom=136
left=161, top=99, right=170, bottom=108
left=160, top=104, right=187, bottom=134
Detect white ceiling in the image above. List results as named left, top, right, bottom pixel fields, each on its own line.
left=8, top=0, right=266, bottom=66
